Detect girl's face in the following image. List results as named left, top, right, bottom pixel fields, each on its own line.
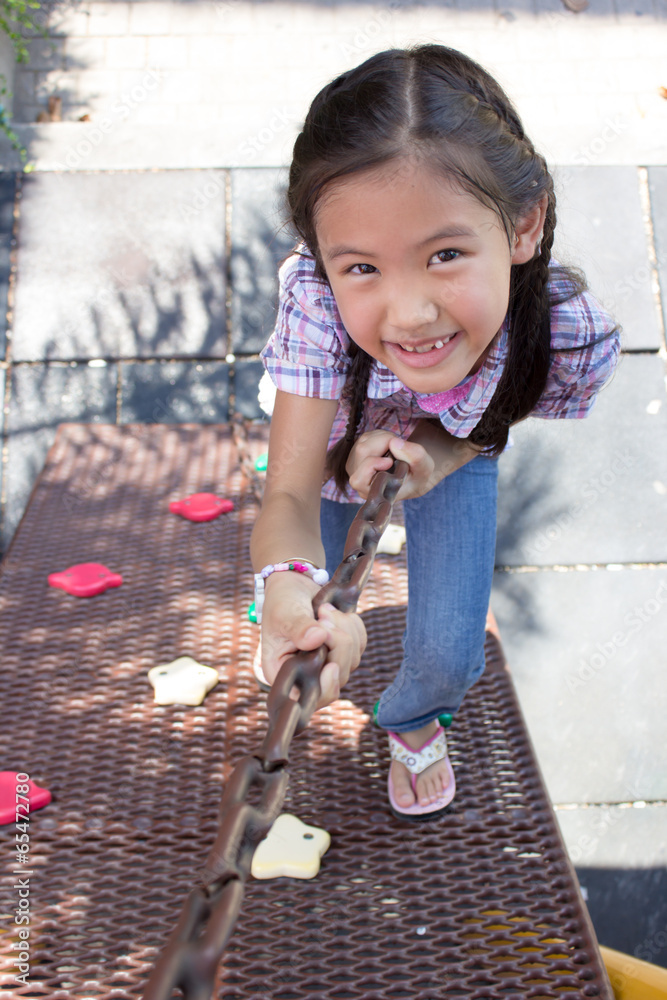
left=316, top=159, right=538, bottom=395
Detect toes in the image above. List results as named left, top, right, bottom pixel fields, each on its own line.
left=392, top=758, right=452, bottom=809
left=416, top=762, right=451, bottom=805
left=391, top=763, right=415, bottom=807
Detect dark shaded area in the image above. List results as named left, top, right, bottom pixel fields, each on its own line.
left=119, top=360, right=230, bottom=424
left=0, top=173, right=16, bottom=360
left=233, top=358, right=267, bottom=419
left=577, top=866, right=667, bottom=967
left=230, top=167, right=293, bottom=356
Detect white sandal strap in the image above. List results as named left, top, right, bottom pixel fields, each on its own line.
left=388, top=728, right=448, bottom=775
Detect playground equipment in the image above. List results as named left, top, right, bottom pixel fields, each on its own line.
left=0, top=423, right=615, bottom=999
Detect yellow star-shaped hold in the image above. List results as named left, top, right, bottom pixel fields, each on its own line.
left=148, top=656, right=219, bottom=706
left=251, top=813, right=331, bottom=880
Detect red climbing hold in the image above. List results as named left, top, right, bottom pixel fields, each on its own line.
left=169, top=493, right=234, bottom=522
left=48, top=562, right=123, bottom=597
left=0, top=772, right=52, bottom=825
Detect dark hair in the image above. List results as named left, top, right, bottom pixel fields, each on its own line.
left=287, top=45, right=605, bottom=492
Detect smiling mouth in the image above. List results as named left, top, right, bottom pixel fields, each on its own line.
left=384, top=332, right=460, bottom=370
left=400, top=334, right=455, bottom=354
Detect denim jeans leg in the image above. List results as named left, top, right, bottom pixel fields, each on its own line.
left=320, top=498, right=363, bottom=578
left=375, top=454, right=499, bottom=733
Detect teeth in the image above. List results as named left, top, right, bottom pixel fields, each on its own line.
left=401, top=335, right=453, bottom=354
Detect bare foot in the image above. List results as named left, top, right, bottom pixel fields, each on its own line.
left=390, top=721, right=452, bottom=809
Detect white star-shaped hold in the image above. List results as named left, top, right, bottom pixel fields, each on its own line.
left=251, top=813, right=331, bottom=880
left=377, top=524, right=406, bottom=555
left=148, top=656, right=219, bottom=706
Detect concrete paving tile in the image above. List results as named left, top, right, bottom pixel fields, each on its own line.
left=24, top=37, right=67, bottom=72
left=553, top=166, right=661, bottom=350
left=105, top=36, right=148, bottom=71
left=230, top=167, right=293, bottom=356
left=65, top=36, right=107, bottom=69
left=128, top=1, right=174, bottom=35
left=491, top=566, right=667, bottom=805
left=233, top=358, right=266, bottom=420
left=0, top=173, right=15, bottom=361
left=556, top=805, right=667, bottom=965
left=167, top=1, right=221, bottom=35
left=648, top=166, right=667, bottom=338
left=46, top=3, right=91, bottom=38
left=147, top=36, right=188, bottom=70
left=119, top=361, right=230, bottom=423
left=496, top=354, right=667, bottom=567
left=5, top=362, right=117, bottom=549
left=86, top=2, right=131, bottom=37
left=12, top=171, right=226, bottom=361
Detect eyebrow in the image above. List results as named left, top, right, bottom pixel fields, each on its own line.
left=324, top=226, right=477, bottom=262
left=422, top=226, right=477, bottom=244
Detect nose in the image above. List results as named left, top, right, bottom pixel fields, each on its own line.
left=385, top=278, right=439, bottom=333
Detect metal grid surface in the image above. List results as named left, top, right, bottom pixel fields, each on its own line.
left=0, top=423, right=612, bottom=1000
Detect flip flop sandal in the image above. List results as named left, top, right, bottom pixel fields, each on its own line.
left=387, top=725, right=456, bottom=821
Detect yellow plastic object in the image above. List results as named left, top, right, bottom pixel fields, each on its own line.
left=251, top=813, right=330, bottom=879
left=377, top=524, right=406, bottom=555
left=148, top=656, right=219, bottom=706
left=601, top=945, right=667, bottom=1000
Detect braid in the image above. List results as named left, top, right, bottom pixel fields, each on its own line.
left=326, top=343, right=374, bottom=493
left=470, top=191, right=556, bottom=453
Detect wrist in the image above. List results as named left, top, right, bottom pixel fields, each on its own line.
left=253, top=560, right=329, bottom=624
left=264, top=570, right=321, bottom=597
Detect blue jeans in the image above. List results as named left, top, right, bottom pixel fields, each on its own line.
left=320, top=454, right=499, bottom=733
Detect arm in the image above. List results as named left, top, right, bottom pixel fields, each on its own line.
left=250, top=389, right=366, bottom=706
left=251, top=390, right=339, bottom=571
left=347, top=419, right=481, bottom=500
left=407, top=418, right=481, bottom=491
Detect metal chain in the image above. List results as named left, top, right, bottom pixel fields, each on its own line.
left=143, top=456, right=408, bottom=1000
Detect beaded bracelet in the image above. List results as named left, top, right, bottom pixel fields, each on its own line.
left=253, top=561, right=330, bottom=624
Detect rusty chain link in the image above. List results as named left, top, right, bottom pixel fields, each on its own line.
left=143, top=455, right=408, bottom=1000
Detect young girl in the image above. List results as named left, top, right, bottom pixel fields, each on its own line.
left=250, top=44, right=619, bottom=820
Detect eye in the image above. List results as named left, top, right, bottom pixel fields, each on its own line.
left=430, top=249, right=461, bottom=264
left=346, top=262, right=377, bottom=275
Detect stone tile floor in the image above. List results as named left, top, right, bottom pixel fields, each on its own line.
left=0, top=0, right=665, bottom=969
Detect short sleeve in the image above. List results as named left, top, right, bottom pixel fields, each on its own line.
left=260, top=253, right=350, bottom=399
left=532, top=285, right=621, bottom=420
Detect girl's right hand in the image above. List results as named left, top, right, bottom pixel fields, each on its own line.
left=347, top=430, right=436, bottom=499
left=260, top=571, right=367, bottom=709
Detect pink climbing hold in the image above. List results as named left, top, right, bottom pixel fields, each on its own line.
left=0, top=771, right=52, bottom=825
left=169, top=492, right=234, bottom=522
left=48, top=562, right=123, bottom=598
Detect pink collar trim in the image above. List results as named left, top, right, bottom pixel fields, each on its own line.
left=417, top=380, right=471, bottom=413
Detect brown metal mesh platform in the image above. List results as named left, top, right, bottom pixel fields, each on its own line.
left=0, top=423, right=612, bottom=1000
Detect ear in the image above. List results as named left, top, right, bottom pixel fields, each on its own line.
left=511, top=194, right=548, bottom=264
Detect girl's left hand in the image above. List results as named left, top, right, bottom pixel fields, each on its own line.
left=346, top=430, right=436, bottom=500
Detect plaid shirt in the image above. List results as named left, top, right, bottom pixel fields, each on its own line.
left=261, top=252, right=620, bottom=501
